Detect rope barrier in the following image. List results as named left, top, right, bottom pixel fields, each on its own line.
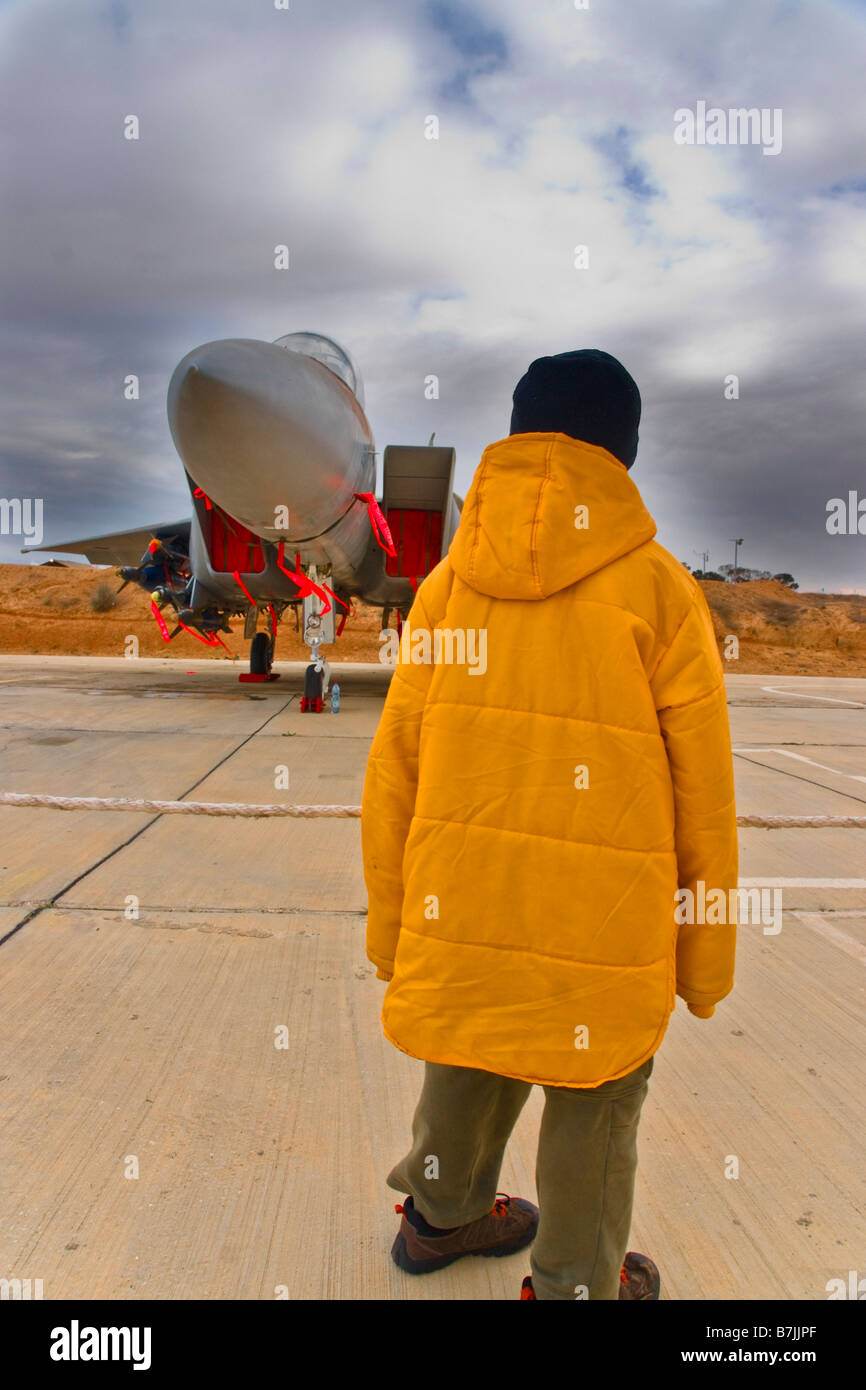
left=0, top=792, right=361, bottom=818
left=737, top=814, right=866, bottom=829
left=0, top=792, right=864, bottom=827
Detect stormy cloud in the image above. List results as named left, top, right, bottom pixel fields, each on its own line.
left=1, top=0, right=864, bottom=591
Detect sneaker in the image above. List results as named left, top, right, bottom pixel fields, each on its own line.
left=519, top=1252, right=660, bottom=1300
left=391, top=1193, right=539, bottom=1275
left=619, top=1251, right=661, bottom=1300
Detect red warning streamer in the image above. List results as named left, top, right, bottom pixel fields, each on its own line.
left=179, top=621, right=231, bottom=653
left=336, top=602, right=355, bottom=638
left=320, top=582, right=349, bottom=611
left=354, top=492, right=397, bottom=557
left=276, top=543, right=331, bottom=615
left=150, top=601, right=172, bottom=643
left=233, top=571, right=256, bottom=606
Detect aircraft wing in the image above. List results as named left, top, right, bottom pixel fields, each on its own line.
left=22, top=519, right=192, bottom=567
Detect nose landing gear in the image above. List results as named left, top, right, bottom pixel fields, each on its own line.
left=300, top=613, right=329, bottom=712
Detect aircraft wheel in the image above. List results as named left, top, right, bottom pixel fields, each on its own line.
left=250, top=631, right=273, bottom=675
left=300, top=662, right=324, bottom=712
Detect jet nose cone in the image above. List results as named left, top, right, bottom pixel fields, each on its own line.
left=167, top=346, right=242, bottom=431
left=167, top=340, right=288, bottom=474
left=166, top=338, right=373, bottom=542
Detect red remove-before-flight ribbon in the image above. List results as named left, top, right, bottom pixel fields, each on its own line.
left=276, top=542, right=331, bottom=615
left=150, top=600, right=172, bottom=642
left=233, top=571, right=257, bottom=606
left=336, top=601, right=356, bottom=638
left=354, top=492, right=396, bottom=557
left=178, top=621, right=231, bottom=653
left=320, top=582, right=349, bottom=611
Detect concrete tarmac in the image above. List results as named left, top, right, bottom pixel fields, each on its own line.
left=0, top=657, right=863, bottom=1300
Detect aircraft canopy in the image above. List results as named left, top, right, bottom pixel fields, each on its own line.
left=274, top=332, right=364, bottom=405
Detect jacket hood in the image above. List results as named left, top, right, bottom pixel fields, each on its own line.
left=448, top=433, right=657, bottom=600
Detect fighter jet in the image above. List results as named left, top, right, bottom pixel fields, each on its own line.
left=25, top=332, right=461, bottom=705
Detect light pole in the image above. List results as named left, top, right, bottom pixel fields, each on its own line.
left=729, top=538, right=744, bottom=581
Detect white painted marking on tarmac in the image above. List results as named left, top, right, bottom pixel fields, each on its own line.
left=739, top=878, right=866, bottom=888
left=761, top=686, right=866, bottom=707
left=733, top=747, right=866, bottom=783
left=792, top=912, right=866, bottom=965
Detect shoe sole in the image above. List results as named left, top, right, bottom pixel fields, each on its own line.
left=391, top=1223, right=538, bottom=1276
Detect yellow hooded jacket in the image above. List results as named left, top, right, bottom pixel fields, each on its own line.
left=362, top=433, right=738, bottom=1087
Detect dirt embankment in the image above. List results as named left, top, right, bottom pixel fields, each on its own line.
left=0, top=565, right=863, bottom=676
left=0, top=563, right=385, bottom=664
left=702, top=578, right=866, bottom=675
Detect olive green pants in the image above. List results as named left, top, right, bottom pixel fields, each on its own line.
left=387, top=1055, right=654, bottom=1300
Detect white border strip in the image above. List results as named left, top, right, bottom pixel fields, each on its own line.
left=792, top=912, right=866, bottom=964
left=740, top=877, right=866, bottom=888
left=761, top=686, right=865, bottom=708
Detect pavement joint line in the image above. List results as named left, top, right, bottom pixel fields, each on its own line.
left=0, top=726, right=375, bottom=740
left=732, top=748, right=866, bottom=783
left=783, top=908, right=866, bottom=918
left=732, top=751, right=866, bottom=807
left=0, top=690, right=298, bottom=950
left=791, top=908, right=866, bottom=917
left=4, top=897, right=864, bottom=915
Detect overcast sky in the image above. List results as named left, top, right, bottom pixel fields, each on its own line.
left=1, top=0, right=865, bottom=591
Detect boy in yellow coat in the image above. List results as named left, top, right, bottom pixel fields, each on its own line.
left=361, top=350, right=738, bottom=1300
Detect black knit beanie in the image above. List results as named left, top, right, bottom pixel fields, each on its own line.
left=509, top=348, right=641, bottom=469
